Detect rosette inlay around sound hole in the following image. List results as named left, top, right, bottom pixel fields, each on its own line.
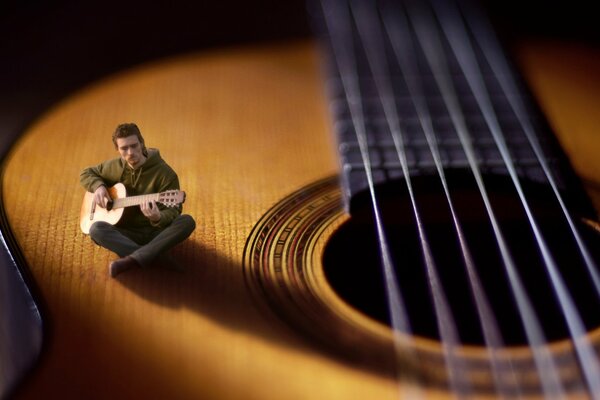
left=243, top=175, right=600, bottom=394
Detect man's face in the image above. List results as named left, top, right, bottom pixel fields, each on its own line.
left=116, top=135, right=145, bottom=168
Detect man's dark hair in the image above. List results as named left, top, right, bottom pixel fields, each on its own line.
left=112, top=123, right=148, bottom=156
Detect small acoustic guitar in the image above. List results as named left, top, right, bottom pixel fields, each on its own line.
left=79, top=183, right=186, bottom=234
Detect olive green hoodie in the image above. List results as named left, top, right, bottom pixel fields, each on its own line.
left=80, top=148, right=182, bottom=231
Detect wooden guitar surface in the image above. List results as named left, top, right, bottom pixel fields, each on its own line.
left=2, top=40, right=600, bottom=399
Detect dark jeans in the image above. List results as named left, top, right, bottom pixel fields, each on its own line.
left=89, top=215, right=196, bottom=267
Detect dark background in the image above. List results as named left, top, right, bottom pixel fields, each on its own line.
left=0, top=0, right=598, bottom=153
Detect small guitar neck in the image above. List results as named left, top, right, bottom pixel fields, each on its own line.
left=80, top=184, right=184, bottom=234
left=112, top=193, right=163, bottom=209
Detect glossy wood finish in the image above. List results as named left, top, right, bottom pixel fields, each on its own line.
left=2, top=40, right=599, bottom=399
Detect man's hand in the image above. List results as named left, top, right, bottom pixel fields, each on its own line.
left=141, top=200, right=161, bottom=223
left=93, top=185, right=111, bottom=208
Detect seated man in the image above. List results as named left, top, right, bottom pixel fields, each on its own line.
left=80, top=123, right=196, bottom=277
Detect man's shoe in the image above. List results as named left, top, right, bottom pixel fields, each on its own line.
left=109, top=256, right=141, bottom=278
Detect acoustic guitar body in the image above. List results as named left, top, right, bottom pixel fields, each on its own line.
left=2, top=26, right=600, bottom=400
left=79, top=183, right=125, bottom=234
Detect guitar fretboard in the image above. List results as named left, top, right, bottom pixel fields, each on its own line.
left=112, top=193, right=164, bottom=209
left=311, top=0, right=572, bottom=213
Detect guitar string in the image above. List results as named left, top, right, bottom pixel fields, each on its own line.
left=348, top=0, right=470, bottom=397
left=379, top=0, right=520, bottom=397
left=318, top=0, right=596, bottom=396
left=457, top=0, right=600, bottom=302
left=403, top=0, right=567, bottom=397
left=318, top=0, right=418, bottom=391
left=112, top=192, right=181, bottom=209
left=456, top=2, right=600, bottom=395
left=431, top=0, right=600, bottom=395
left=113, top=193, right=161, bottom=208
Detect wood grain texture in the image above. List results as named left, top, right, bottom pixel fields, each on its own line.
left=2, top=41, right=397, bottom=400
left=2, top=40, right=599, bottom=399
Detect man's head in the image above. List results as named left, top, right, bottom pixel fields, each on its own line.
left=112, top=123, right=148, bottom=168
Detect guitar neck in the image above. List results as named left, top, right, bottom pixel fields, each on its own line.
left=311, top=0, right=579, bottom=214
left=112, top=193, right=162, bottom=209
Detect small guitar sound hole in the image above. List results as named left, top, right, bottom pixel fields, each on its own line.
left=323, top=172, right=600, bottom=346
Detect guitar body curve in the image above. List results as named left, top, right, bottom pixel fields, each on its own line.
left=1, top=39, right=600, bottom=399
left=79, top=183, right=126, bottom=234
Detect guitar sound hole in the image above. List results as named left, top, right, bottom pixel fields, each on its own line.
left=323, top=172, right=600, bottom=346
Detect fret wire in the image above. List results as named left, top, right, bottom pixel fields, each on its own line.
left=459, top=0, right=600, bottom=305
left=432, top=0, right=600, bottom=396
left=403, top=0, right=569, bottom=396
left=352, top=0, right=471, bottom=396
left=318, top=1, right=416, bottom=389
